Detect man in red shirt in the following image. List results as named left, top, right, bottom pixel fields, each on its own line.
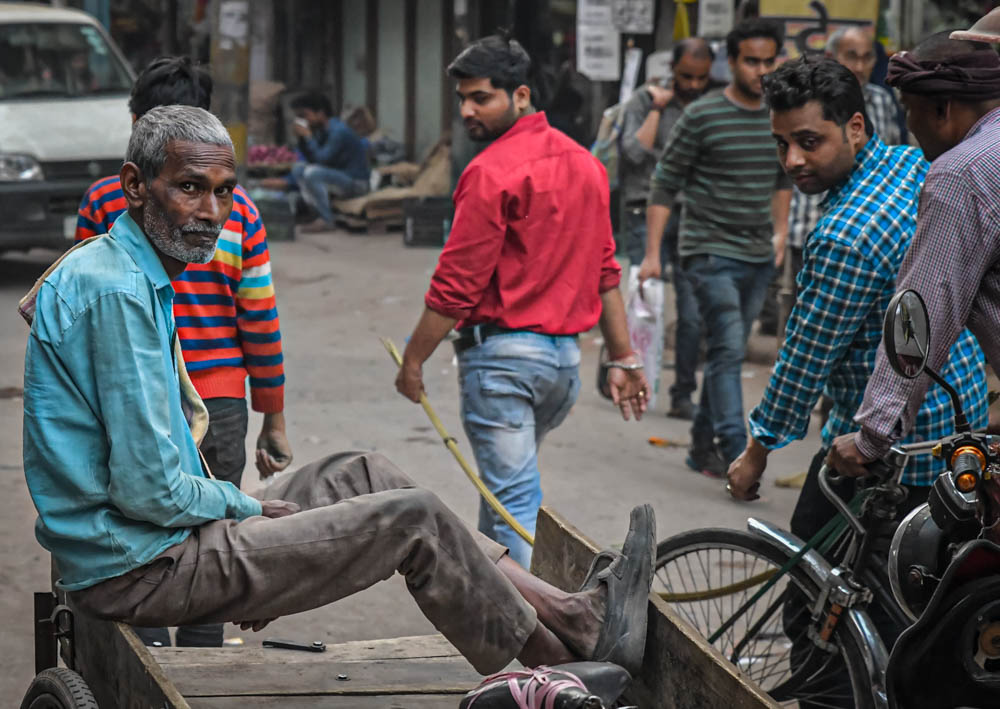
left=396, top=35, right=647, bottom=568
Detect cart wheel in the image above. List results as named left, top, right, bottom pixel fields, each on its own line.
left=20, top=668, right=98, bottom=709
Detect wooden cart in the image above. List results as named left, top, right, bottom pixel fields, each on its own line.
left=24, top=508, right=779, bottom=708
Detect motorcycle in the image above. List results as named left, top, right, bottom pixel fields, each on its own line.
left=879, top=289, right=1000, bottom=708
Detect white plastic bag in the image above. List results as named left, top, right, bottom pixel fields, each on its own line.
left=625, top=265, right=664, bottom=409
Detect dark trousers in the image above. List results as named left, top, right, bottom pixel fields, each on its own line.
left=786, top=448, right=929, bottom=707
left=133, top=397, right=249, bottom=648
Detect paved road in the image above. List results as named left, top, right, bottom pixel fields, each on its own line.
left=0, top=230, right=822, bottom=698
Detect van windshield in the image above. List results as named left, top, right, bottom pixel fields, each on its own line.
left=0, top=22, right=132, bottom=101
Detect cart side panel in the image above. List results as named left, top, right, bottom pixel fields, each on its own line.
left=530, top=506, right=780, bottom=709
left=70, top=605, right=190, bottom=709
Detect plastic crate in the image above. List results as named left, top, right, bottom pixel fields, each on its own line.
left=403, top=197, right=453, bottom=247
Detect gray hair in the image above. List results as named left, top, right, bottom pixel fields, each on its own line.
left=126, top=104, right=233, bottom=180
left=827, top=26, right=872, bottom=55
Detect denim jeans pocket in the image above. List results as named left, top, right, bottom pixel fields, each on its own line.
left=465, top=370, right=534, bottom=429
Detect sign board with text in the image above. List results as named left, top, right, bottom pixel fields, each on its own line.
left=613, top=0, right=655, bottom=34
left=698, top=0, right=736, bottom=38
left=578, top=0, right=622, bottom=81
left=760, top=0, right=878, bottom=58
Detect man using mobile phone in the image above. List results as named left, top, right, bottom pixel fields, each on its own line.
left=286, top=92, right=370, bottom=233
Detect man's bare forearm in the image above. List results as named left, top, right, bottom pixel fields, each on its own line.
left=644, top=204, right=672, bottom=260
left=598, top=288, right=633, bottom=358
left=634, top=109, right=662, bottom=151
left=771, top=189, right=791, bottom=238
left=401, top=306, right=458, bottom=367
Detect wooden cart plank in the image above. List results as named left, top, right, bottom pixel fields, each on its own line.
left=152, top=634, right=459, bottom=666
left=163, top=653, right=483, bottom=697
left=70, top=607, right=191, bottom=709
left=188, top=695, right=464, bottom=708
left=530, top=506, right=781, bottom=709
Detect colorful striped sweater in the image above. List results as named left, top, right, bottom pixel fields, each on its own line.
left=76, top=177, right=285, bottom=413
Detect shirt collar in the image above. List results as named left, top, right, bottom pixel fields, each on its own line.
left=494, top=111, right=549, bottom=145
left=823, top=134, right=887, bottom=206
left=109, top=212, right=173, bottom=291
left=964, top=105, right=1000, bottom=142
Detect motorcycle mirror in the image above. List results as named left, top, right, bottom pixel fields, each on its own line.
left=883, top=289, right=931, bottom=379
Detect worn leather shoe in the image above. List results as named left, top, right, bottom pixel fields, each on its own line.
left=585, top=504, right=655, bottom=677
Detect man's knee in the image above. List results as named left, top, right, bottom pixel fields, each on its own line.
left=354, top=451, right=415, bottom=489
left=392, top=487, right=452, bottom=531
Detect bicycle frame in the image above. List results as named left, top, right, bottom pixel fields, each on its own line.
left=733, top=441, right=934, bottom=709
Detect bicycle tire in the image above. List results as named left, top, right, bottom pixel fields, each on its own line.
left=655, top=527, right=876, bottom=708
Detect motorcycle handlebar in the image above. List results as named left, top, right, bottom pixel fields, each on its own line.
left=953, top=451, right=983, bottom=480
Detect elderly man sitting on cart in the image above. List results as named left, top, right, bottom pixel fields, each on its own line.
left=20, top=105, right=654, bottom=682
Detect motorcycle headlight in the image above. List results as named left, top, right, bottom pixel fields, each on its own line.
left=889, top=503, right=948, bottom=622
left=0, top=154, right=44, bottom=182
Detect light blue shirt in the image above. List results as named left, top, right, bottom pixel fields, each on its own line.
left=23, top=213, right=262, bottom=591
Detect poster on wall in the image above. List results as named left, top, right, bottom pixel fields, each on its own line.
left=578, top=0, right=622, bottom=81
left=698, top=0, right=736, bottom=38
left=613, top=0, right=655, bottom=34
left=760, top=0, right=878, bottom=58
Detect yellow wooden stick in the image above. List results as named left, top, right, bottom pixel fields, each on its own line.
left=381, top=338, right=535, bottom=546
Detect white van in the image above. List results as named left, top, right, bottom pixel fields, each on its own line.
left=0, top=2, right=134, bottom=251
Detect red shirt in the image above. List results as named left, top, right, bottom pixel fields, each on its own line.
left=425, top=112, right=621, bottom=335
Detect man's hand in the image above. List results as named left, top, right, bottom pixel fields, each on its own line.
left=235, top=618, right=277, bottom=632
left=606, top=355, right=649, bottom=421
left=637, top=254, right=662, bottom=283
left=727, top=439, right=769, bottom=501
left=395, top=359, right=424, bottom=403
left=260, top=499, right=300, bottom=518
left=646, top=84, right=674, bottom=109
left=256, top=412, right=293, bottom=479
left=292, top=121, right=311, bottom=139
left=827, top=433, right=873, bottom=478
left=772, top=232, right=787, bottom=269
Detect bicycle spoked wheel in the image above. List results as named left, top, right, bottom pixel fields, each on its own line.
left=655, top=528, right=874, bottom=708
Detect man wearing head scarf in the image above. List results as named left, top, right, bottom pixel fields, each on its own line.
left=827, top=31, right=1000, bottom=475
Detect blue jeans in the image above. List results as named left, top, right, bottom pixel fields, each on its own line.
left=625, top=207, right=700, bottom=404
left=458, top=332, right=581, bottom=568
left=291, top=162, right=368, bottom=223
left=684, top=254, right=774, bottom=462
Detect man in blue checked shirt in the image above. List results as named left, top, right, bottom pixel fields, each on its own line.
left=726, top=56, right=988, bottom=704
left=727, top=57, right=987, bottom=546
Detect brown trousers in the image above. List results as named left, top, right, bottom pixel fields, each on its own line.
left=71, top=451, right=538, bottom=673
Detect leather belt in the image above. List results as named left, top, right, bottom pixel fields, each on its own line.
left=453, top=324, right=525, bottom=354
left=452, top=324, right=577, bottom=354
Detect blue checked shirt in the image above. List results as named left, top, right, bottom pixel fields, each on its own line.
left=749, top=136, right=988, bottom=486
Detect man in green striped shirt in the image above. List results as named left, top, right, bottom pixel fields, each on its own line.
left=640, top=18, right=792, bottom=477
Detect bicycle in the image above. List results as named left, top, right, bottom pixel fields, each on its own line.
left=653, top=443, right=931, bottom=709
left=651, top=288, right=999, bottom=708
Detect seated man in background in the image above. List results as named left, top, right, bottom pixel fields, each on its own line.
left=287, top=91, right=370, bottom=232
left=23, top=105, right=655, bottom=680
left=75, top=55, right=292, bottom=648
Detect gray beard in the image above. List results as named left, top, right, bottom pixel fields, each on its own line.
left=143, top=206, right=222, bottom=265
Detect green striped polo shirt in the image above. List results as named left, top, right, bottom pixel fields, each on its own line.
left=648, top=91, right=791, bottom=263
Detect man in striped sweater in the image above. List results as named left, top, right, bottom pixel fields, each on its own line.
left=74, top=57, right=291, bottom=647
left=639, top=19, right=792, bottom=478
